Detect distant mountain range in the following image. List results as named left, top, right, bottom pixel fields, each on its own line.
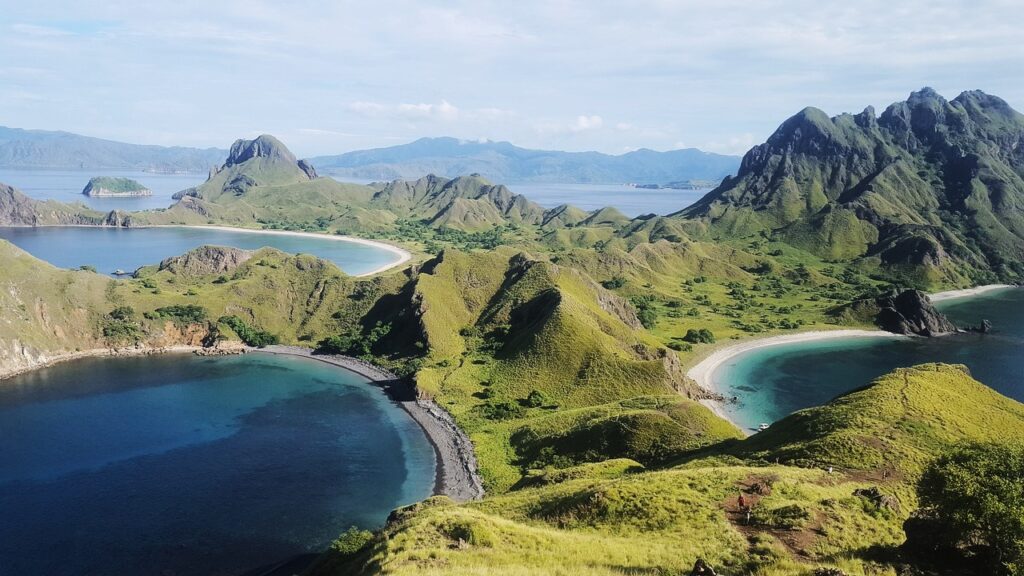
left=308, top=137, right=740, bottom=184
left=0, top=126, right=227, bottom=172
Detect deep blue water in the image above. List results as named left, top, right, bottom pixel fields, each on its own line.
left=713, top=288, right=1024, bottom=432
left=0, top=225, right=400, bottom=276
left=0, top=168, right=204, bottom=211
left=0, top=353, right=435, bottom=576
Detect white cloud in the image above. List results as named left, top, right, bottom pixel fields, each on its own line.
left=570, top=115, right=603, bottom=132
left=397, top=100, right=460, bottom=122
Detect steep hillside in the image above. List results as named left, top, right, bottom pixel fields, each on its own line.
left=0, top=125, right=226, bottom=171
left=678, top=89, right=1024, bottom=286
left=351, top=247, right=741, bottom=491
left=314, top=364, right=1024, bottom=576
left=309, top=136, right=740, bottom=184
left=0, top=241, right=405, bottom=378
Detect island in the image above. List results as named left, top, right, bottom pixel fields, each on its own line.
left=82, top=176, right=152, bottom=197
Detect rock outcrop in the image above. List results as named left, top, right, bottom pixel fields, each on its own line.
left=156, top=245, right=254, bottom=277
left=225, top=134, right=298, bottom=167
left=875, top=290, right=958, bottom=336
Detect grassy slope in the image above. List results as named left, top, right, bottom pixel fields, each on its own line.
left=403, top=248, right=742, bottom=491
left=319, top=364, right=1024, bottom=576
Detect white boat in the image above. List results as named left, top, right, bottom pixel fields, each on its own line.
left=758, top=423, right=770, bottom=431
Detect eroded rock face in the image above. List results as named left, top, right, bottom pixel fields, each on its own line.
left=226, top=134, right=298, bottom=166
left=875, top=290, right=957, bottom=336
left=157, top=245, right=253, bottom=277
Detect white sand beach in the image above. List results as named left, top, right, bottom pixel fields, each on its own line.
left=159, top=224, right=413, bottom=277
left=928, top=284, right=1015, bottom=302
left=687, top=330, right=904, bottom=431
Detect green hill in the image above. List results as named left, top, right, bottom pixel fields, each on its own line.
left=677, top=89, right=1024, bottom=287
left=312, top=364, right=1024, bottom=576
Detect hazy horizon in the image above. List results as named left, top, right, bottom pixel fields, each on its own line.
left=3, top=1, right=1022, bottom=158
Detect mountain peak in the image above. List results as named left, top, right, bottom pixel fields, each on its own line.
left=221, top=135, right=316, bottom=180
left=226, top=135, right=297, bottom=166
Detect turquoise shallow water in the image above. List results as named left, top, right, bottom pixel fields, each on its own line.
left=712, top=288, right=1024, bottom=432
left=0, top=353, right=435, bottom=576
left=0, top=225, right=400, bottom=276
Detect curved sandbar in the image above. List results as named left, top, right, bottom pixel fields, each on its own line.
left=255, top=345, right=484, bottom=503
left=687, top=330, right=904, bottom=430
left=155, top=225, right=413, bottom=277
left=928, top=283, right=1015, bottom=303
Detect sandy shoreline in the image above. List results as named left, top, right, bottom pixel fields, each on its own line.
left=687, top=284, right=1020, bottom=431
left=256, top=345, right=484, bottom=503
left=12, top=223, right=413, bottom=277
left=687, top=330, right=905, bottom=432
left=928, top=283, right=1015, bottom=302
left=154, top=224, right=413, bottom=277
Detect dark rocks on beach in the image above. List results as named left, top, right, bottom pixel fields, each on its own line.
left=874, top=290, right=958, bottom=336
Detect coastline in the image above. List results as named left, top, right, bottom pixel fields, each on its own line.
left=0, top=344, right=236, bottom=382
left=928, top=283, right=1015, bottom=302
left=255, top=345, right=484, bottom=503
left=686, top=284, right=1020, bottom=431
left=157, top=225, right=413, bottom=277
left=7, top=223, right=414, bottom=278
left=687, top=330, right=905, bottom=432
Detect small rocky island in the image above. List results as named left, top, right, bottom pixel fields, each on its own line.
left=82, top=176, right=152, bottom=197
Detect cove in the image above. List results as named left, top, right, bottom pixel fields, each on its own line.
left=0, top=353, right=435, bottom=576
left=711, top=287, right=1024, bottom=432
left=0, top=225, right=403, bottom=276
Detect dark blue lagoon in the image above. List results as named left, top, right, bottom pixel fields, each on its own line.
left=0, top=225, right=404, bottom=276
left=0, top=353, right=435, bottom=576
left=711, top=287, right=1024, bottom=432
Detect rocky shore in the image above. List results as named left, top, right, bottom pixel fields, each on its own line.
left=256, top=345, right=484, bottom=503
left=0, top=341, right=246, bottom=382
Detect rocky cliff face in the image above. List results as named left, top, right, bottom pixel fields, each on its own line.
left=875, top=290, right=958, bottom=336
left=0, top=183, right=133, bottom=227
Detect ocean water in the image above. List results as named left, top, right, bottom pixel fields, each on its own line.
left=0, top=168, right=205, bottom=212
left=327, top=176, right=709, bottom=217
left=505, top=183, right=709, bottom=217
left=0, top=225, right=400, bottom=276
left=0, top=353, right=435, bottom=576
left=712, top=288, right=1024, bottom=432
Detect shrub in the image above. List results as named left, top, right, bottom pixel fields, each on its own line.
left=916, top=442, right=1024, bottom=574
left=524, top=389, right=550, bottom=408
left=683, top=328, right=716, bottom=344
left=218, top=315, right=279, bottom=347
left=154, top=304, right=208, bottom=324
left=483, top=400, right=524, bottom=420
left=601, top=277, right=626, bottom=289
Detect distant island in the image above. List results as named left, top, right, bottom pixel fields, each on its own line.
left=82, top=176, right=152, bottom=197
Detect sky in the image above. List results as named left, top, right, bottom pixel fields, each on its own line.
left=1, top=0, right=1022, bottom=158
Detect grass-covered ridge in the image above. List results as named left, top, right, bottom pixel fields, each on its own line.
left=313, top=364, right=1024, bottom=576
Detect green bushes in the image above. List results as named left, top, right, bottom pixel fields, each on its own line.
left=916, top=442, right=1024, bottom=574
left=102, top=307, right=140, bottom=343
left=483, top=400, right=524, bottom=420
left=683, top=328, right=716, bottom=344
left=218, top=315, right=279, bottom=347
left=153, top=304, right=208, bottom=324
